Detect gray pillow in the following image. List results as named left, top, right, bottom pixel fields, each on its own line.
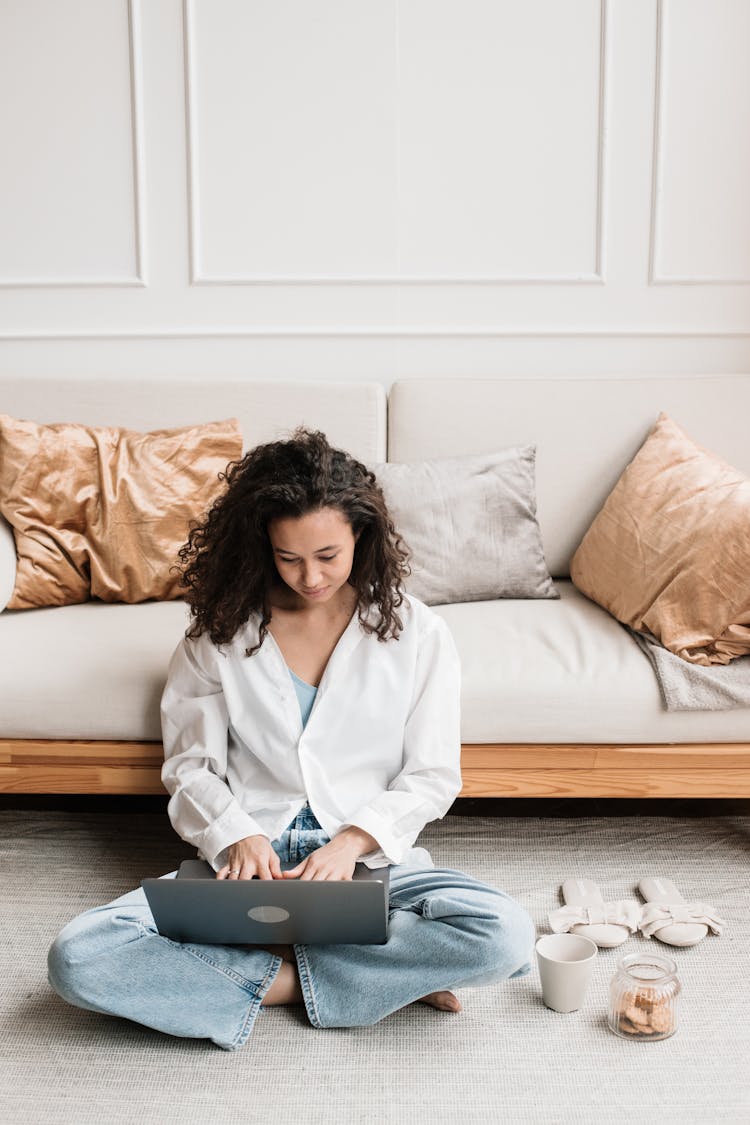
left=373, top=447, right=558, bottom=605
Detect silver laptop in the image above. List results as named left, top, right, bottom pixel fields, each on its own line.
left=142, top=859, right=390, bottom=945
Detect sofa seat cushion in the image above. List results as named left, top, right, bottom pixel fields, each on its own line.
left=434, top=582, right=749, bottom=744
left=1, top=585, right=746, bottom=745
left=0, top=600, right=189, bottom=740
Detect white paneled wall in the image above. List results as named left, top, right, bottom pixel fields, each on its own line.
left=0, top=0, right=748, bottom=381
left=0, top=0, right=142, bottom=286
left=652, top=0, right=750, bottom=283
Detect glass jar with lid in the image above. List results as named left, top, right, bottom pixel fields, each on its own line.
left=607, top=953, right=681, bottom=1041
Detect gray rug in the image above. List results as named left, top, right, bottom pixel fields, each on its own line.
left=1, top=806, right=748, bottom=1125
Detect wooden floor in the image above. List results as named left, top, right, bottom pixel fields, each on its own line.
left=1, top=738, right=749, bottom=798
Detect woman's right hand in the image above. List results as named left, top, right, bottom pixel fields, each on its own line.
left=216, top=834, right=282, bottom=880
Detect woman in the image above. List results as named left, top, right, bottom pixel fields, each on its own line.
left=48, top=429, right=535, bottom=1050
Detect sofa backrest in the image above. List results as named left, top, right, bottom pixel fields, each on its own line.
left=387, top=375, right=750, bottom=577
left=0, top=377, right=387, bottom=463
left=5, top=374, right=749, bottom=580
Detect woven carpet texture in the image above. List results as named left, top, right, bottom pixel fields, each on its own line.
left=1, top=806, right=748, bottom=1125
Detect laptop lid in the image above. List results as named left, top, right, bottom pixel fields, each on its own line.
left=142, top=859, right=390, bottom=945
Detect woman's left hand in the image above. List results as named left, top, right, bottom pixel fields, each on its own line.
left=282, top=826, right=378, bottom=881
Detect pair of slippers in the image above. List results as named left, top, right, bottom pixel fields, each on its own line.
left=548, top=877, right=726, bottom=949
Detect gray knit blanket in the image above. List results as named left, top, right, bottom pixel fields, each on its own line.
left=629, top=628, right=750, bottom=711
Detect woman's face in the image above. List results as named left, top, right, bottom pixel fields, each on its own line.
left=267, top=507, right=358, bottom=607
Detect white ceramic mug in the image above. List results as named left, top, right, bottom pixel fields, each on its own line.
left=535, top=933, right=598, bottom=1013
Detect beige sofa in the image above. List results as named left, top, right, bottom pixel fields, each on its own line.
left=1, top=374, right=749, bottom=798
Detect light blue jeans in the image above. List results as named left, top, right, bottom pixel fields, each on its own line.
left=47, top=805, right=535, bottom=1051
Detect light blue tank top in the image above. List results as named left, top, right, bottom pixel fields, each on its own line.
left=289, top=668, right=317, bottom=728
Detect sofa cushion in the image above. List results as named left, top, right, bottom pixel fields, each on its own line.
left=570, top=414, right=750, bottom=667
left=0, top=515, right=16, bottom=612
left=0, top=377, right=387, bottom=463
left=0, top=415, right=242, bottom=609
left=387, top=376, right=750, bottom=577
left=374, top=448, right=557, bottom=605
left=0, top=600, right=189, bottom=740
left=433, top=583, right=750, bottom=744
left=1, top=585, right=746, bottom=744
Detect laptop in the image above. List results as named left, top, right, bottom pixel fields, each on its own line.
left=142, top=859, right=390, bottom=945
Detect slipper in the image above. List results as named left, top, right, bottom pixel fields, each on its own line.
left=548, top=879, right=641, bottom=948
left=638, top=877, right=726, bottom=947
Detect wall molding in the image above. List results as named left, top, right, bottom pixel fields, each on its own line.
left=0, top=0, right=146, bottom=290
left=184, top=0, right=609, bottom=286
left=3, top=325, right=749, bottom=341
left=649, top=0, right=750, bottom=286
left=183, top=0, right=199, bottom=287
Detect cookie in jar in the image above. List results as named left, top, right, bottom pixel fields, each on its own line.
left=608, top=953, right=680, bottom=1041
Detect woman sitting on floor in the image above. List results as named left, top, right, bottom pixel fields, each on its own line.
left=47, top=428, right=535, bottom=1050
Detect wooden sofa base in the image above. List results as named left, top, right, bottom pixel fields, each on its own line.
left=1, top=740, right=749, bottom=798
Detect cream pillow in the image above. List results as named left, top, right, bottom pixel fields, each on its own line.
left=0, top=415, right=242, bottom=609
left=0, top=515, right=16, bottom=612
left=374, top=447, right=557, bottom=605
left=570, top=413, right=750, bottom=666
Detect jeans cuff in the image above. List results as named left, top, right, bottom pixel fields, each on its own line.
left=213, top=952, right=284, bottom=1052
left=293, top=944, right=323, bottom=1029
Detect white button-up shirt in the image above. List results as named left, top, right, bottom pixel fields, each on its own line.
left=160, top=595, right=462, bottom=870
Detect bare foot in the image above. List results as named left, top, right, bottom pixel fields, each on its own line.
left=418, top=990, right=462, bottom=1012
left=261, top=960, right=303, bottom=1006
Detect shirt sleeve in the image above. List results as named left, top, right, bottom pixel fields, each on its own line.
left=342, top=611, right=463, bottom=865
left=160, top=634, right=269, bottom=869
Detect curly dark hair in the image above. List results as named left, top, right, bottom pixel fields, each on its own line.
left=178, top=427, right=410, bottom=655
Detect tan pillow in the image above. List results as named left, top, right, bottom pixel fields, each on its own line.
left=570, top=413, right=750, bottom=666
left=0, top=414, right=242, bottom=609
